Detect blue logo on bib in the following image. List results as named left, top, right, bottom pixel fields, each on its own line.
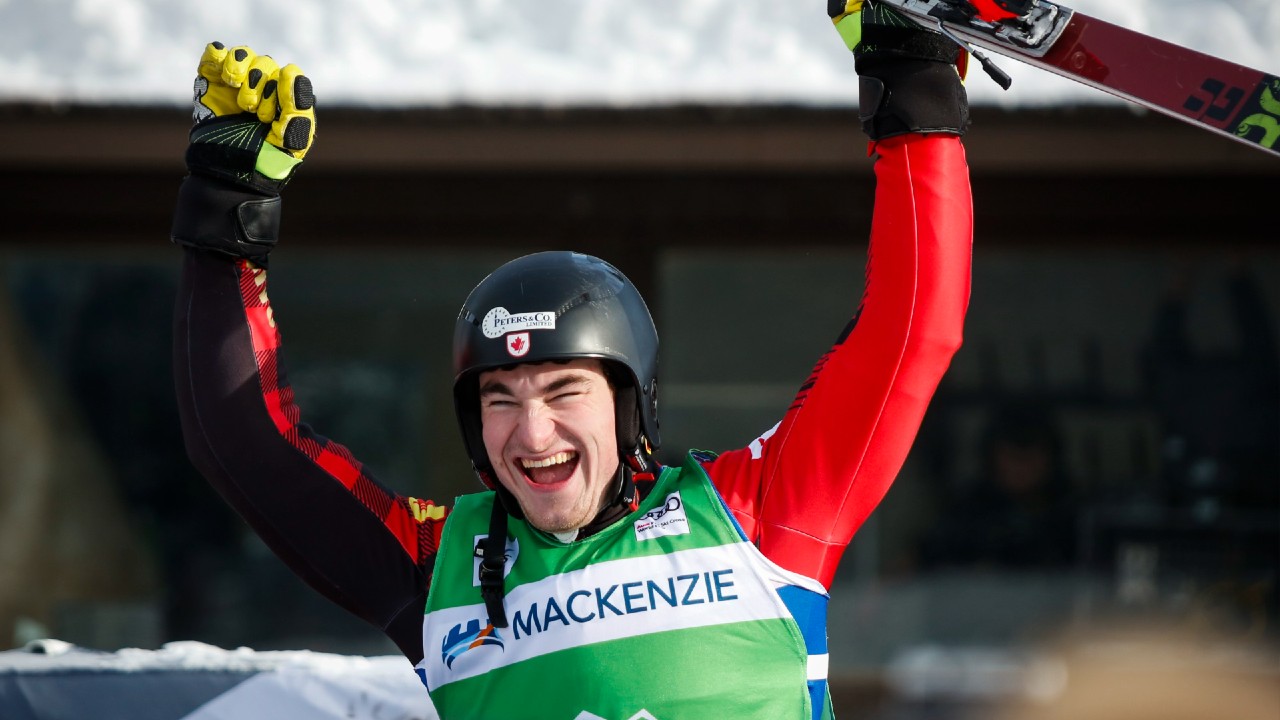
left=442, top=618, right=504, bottom=669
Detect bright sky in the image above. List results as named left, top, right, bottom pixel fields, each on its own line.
left=0, top=0, right=1275, bottom=107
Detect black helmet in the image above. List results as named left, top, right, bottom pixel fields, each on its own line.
left=452, top=251, right=661, bottom=508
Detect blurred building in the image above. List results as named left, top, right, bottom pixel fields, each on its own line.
left=1, top=102, right=1277, bottom=713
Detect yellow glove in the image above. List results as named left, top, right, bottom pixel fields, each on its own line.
left=187, top=42, right=316, bottom=194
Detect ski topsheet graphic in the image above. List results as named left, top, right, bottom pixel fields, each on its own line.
left=873, top=0, right=1280, bottom=157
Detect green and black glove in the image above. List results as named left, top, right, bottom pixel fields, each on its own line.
left=171, top=42, right=317, bottom=266
left=830, top=0, right=970, bottom=140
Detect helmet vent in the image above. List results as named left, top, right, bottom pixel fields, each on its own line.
left=558, top=287, right=619, bottom=316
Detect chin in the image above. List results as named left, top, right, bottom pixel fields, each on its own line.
left=524, top=511, right=580, bottom=535
left=520, top=500, right=592, bottom=534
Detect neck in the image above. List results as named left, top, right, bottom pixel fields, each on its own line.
left=574, top=462, right=661, bottom=540
left=575, top=502, right=630, bottom=540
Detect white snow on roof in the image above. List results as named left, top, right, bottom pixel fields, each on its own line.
left=0, top=0, right=1275, bottom=107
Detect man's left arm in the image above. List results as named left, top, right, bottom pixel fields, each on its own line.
left=707, top=2, right=974, bottom=588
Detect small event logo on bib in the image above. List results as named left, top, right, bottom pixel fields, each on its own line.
left=634, top=492, right=690, bottom=541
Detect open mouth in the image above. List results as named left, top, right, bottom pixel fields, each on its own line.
left=519, top=451, right=579, bottom=486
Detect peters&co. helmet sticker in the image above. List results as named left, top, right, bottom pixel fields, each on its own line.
left=481, top=307, right=557, bottom=339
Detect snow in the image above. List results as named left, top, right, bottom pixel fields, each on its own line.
left=0, top=640, right=437, bottom=720
left=0, top=0, right=1274, bottom=107
left=0, top=638, right=407, bottom=675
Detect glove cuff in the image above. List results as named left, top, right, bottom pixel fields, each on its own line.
left=171, top=174, right=281, bottom=267
left=855, top=57, right=970, bottom=140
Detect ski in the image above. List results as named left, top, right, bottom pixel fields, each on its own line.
left=874, top=0, right=1280, bottom=158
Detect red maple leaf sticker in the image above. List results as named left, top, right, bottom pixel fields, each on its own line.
left=506, top=332, right=531, bottom=357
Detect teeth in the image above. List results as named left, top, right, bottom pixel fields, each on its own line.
left=521, top=451, right=575, bottom=469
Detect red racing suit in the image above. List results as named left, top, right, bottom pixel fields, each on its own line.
left=173, top=132, right=972, bottom=667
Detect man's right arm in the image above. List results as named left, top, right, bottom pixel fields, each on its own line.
left=171, top=43, right=441, bottom=664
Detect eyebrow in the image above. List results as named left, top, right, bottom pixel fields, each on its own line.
left=478, top=372, right=596, bottom=398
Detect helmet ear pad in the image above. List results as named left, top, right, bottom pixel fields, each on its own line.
left=601, top=362, right=657, bottom=480
left=602, top=362, right=641, bottom=453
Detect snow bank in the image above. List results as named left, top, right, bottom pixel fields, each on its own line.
left=0, top=640, right=436, bottom=720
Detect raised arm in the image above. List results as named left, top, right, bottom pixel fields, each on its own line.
left=708, top=4, right=973, bottom=588
left=170, top=43, right=443, bottom=663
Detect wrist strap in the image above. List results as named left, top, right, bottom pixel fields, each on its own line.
left=170, top=174, right=281, bottom=267
left=855, top=58, right=970, bottom=140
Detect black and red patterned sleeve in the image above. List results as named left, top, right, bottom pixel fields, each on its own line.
left=173, top=249, right=444, bottom=664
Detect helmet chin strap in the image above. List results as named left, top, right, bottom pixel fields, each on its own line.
left=616, top=436, right=656, bottom=512
left=478, top=465, right=526, bottom=521
left=476, top=497, right=510, bottom=628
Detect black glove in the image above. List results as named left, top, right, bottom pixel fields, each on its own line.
left=170, top=42, right=317, bottom=266
left=830, top=1, right=970, bottom=140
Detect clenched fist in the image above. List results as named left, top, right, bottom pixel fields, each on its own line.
left=187, top=42, right=316, bottom=194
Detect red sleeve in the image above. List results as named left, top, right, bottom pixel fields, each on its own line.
left=174, top=250, right=446, bottom=663
left=706, top=134, right=973, bottom=588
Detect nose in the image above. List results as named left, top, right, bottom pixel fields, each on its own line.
left=514, top=404, right=556, bottom=451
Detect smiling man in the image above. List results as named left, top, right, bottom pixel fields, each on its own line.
left=171, top=3, right=973, bottom=718
left=477, top=360, right=620, bottom=535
